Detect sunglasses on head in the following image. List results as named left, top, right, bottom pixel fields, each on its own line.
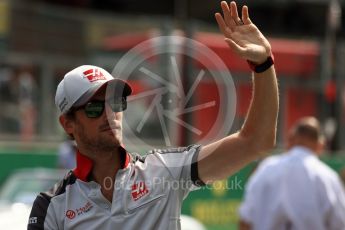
left=76, top=97, right=127, bottom=118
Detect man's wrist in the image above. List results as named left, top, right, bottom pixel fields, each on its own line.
left=247, top=56, right=274, bottom=73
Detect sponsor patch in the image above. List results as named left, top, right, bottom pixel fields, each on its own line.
left=131, top=181, right=149, bottom=201
left=66, top=202, right=94, bottom=220
left=29, top=217, right=37, bottom=224
left=66, top=210, right=76, bottom=219
left=76, top=201, right=94, bottom=216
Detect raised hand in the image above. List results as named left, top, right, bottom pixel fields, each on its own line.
left=215, top=1, right=272, bottom=64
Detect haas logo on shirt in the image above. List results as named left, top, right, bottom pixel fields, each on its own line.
left=83, top=68, right=107, bottom=82
left=131, top=181, right=149, bottom=201
left=66, top=210, right=76, bottom=219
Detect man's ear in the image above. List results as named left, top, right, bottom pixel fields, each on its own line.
left=59, top=115, right=74, bottom=137
left=316, top=137, right=325, bottom=156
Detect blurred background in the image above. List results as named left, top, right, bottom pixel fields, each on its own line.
left=0, top=0, right=344, bottom=229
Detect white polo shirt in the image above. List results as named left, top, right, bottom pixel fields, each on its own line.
left=28, top=145, right=204, bottom=230
left=239, top=146, right=345, bottom=230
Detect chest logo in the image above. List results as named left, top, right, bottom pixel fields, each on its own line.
left=131, top=181, right=149, bottom=201
left=76, top=201, right=93, bottom=216
left=66, top=202, right=94, bottom=220
left=66, top=210, right=76, bottom=219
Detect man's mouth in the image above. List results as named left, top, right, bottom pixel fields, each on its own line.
left=100, top=125, right=120, bottom=132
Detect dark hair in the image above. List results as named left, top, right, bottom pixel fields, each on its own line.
left=292, top=117, right=321, bottom=142
left=64, top=109, right=76, bottom=140
left=65, top=108, right=76, bottom=121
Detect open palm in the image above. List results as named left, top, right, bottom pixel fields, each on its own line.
left=215, top=1, right=271, bottom=64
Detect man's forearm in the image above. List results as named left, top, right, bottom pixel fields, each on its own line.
left=240, top=65, right=278, bottom=153
left=198, top=66, right=278, bottom=183
left=197, top=1, right=279, bottom=183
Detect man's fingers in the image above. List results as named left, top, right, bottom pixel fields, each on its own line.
left=221, top=1, right=236, bottom=29
left=230, top=1, right=242, bottom=25
left=215, top=13, right=227, bottom=35
left=224, top=38, right=246, bottom=56
left=220, top=1, right=232, bottom=26
left=242, top=5, right=252, bottom=25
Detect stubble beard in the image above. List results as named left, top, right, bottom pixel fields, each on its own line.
left=76, top=121, right=121, bottom=155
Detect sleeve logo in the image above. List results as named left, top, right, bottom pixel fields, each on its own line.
left=29, top=217, right=37, bottom=224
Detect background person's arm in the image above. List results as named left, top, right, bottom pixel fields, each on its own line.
left=239, top=220, right=252, bottom=230
left=198, top=1, right=279, bottom=183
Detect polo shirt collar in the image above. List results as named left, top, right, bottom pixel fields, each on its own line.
left=73, top=146, right=131, bottom=182
left=290, top=146, right=315, bottom=157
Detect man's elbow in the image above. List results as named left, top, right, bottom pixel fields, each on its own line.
left=260, top=133, right=276, bottom=152
left=242, top=130, right=276, bottom=155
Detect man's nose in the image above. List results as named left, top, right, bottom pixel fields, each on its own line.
left=103, top=102, right=114, bottom=119
left=103, top=102, right=122, bottom=121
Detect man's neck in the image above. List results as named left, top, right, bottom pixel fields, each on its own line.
left=88, top=150, right=122, bottom=203
left=92, top=153, right=121, bottom=179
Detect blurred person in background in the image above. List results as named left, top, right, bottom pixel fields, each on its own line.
left=17, top=66, right=38, bottom=142
left=340, top=167, right=345, bottom=185
left=239, top=116, right=345, bottom=230
left=0, top=65, right=37, bottom=141
left=57, top=136, right=77, bottom=169
left=28, top=1, right=278, bottom=229
left=0, top=67, right=19, bottom=133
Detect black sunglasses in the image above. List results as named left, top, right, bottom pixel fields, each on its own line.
left=76, top=97, right=127, bottom=118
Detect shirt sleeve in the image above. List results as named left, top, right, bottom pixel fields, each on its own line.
left=28, top=193, right=57, bottom=230
left=28, top=177, right=68, bottom=230
left=150, top=145, right=205, bottom=199
left=326, top=176, right=345, bottom=230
